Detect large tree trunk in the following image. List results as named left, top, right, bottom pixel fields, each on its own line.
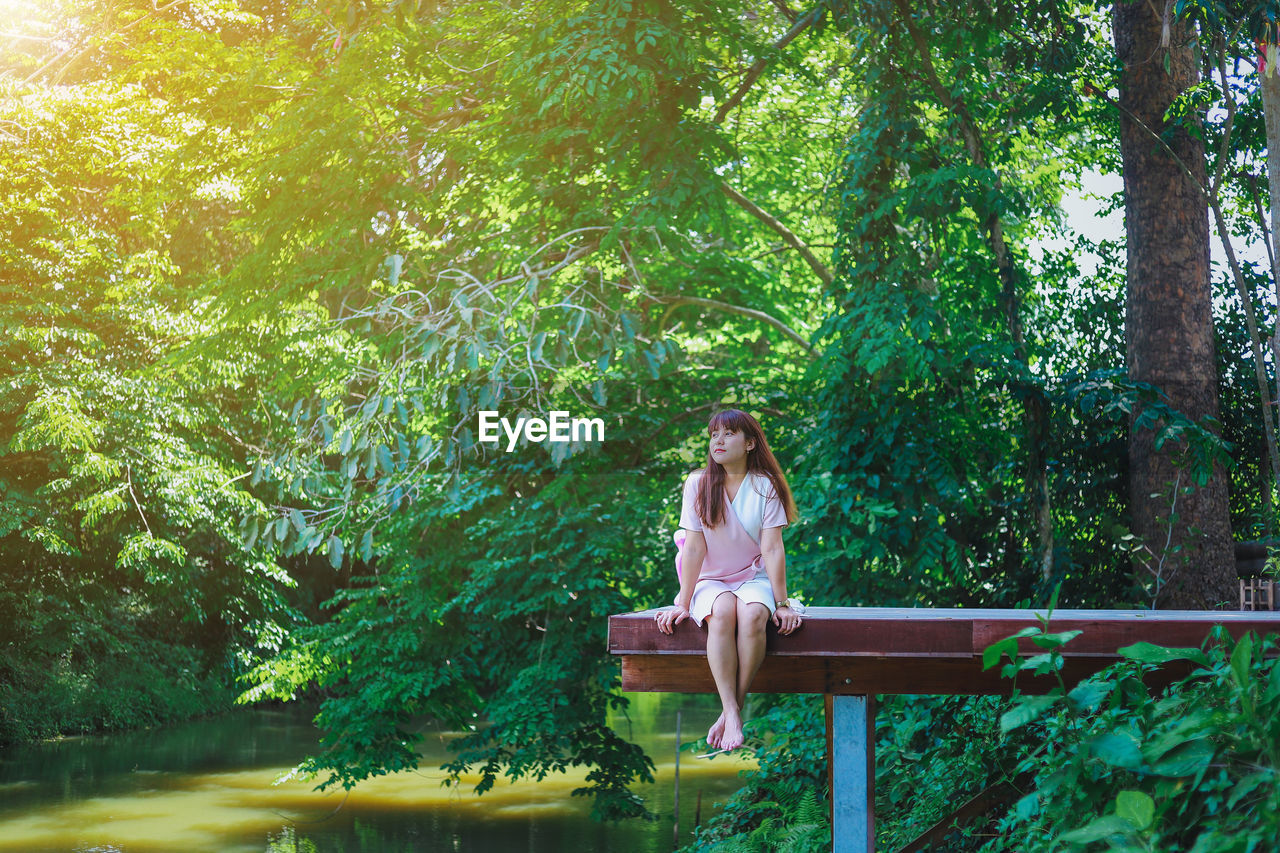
left=1113, top=0, right=1235, bottom=608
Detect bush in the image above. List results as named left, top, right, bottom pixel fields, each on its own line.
left=0, top=594, right=231, bottom=744
left=983, top=626, right=1280, bottom=852
left=681, top=694, right=831, bottom=853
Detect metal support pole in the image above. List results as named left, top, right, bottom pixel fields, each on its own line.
left=830, top=694, right=875, bottom=853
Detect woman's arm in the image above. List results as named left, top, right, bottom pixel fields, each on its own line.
left=760, top=526, right=800, bottom=635
left=657, top=529, right=705, bottom=634
left=675, top=530, right=706, bottom=610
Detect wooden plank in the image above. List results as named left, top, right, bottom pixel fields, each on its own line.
left=621, top=656, right=833, bottom=694
left=609, top=607, right=1280, bottom=662
left=970, top=612, right=1276, bottom=656
left=609, top=608, right=975, bottom=658
left=894, top=779, right=1026, bottom=853
left=609, top=605, right=1277, bottom=695
left=617, top=653, right=1162, bottom=695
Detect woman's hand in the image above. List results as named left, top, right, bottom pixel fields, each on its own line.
left=773, top=605, right=802, bottom=635
left=655, top=605, right=690, bottom=635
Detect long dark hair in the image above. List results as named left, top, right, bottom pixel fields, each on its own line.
left=693, top=409, right=797, bottom=529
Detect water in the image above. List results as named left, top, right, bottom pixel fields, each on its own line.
left=0, top=695, right=751, bottom=852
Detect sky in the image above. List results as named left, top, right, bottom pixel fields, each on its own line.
left=1054, top=168, right=1271, bottom=280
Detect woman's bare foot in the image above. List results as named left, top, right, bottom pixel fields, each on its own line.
left=719, top=710, right=745, bottom=751
left=707, top=712, right=726, bottom=749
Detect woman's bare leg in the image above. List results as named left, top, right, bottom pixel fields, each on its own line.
left=705, top=592, right=740, bottom=749
left=734, top=599, right=771, bottom=708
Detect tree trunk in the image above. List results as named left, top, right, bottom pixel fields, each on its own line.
left=1113, top=0, right=1235, bottom=608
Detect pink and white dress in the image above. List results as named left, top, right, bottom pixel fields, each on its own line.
left=678, top=469, right=790, bottom=626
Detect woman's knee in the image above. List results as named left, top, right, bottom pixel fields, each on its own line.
left=737, top=601, right=770, bottom=635
left=707, top=593, right=738, bottom=631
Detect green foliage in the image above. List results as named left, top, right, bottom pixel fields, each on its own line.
left=874, top=693, right=1021, bottom=852
left=1215, top=267, right=1278, bottom=539
left=242, top=384, right=809, bottom=819
left=0, top=591, right=231, bottom=742
left=6, top=0, right=1280, bottom=841
left=0, top=6, right=310, bottom=741
left=205, top=0, right=827, bottom=820
left=804, top=0, right=1136, bottom=609
left=982, top=627, right=1280, bottom=852
left=681, top=694, right=831, bottom=852
left=7, top=0, right=831, bottom=818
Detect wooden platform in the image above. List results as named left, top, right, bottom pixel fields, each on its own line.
left=608, top=607, right=1280, bottom=695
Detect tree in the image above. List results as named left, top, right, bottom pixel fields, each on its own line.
left=1113, top=0, right=1236, bottom=607
left=0, top=74, right=307, bottom=740
left=217, top=0, right=832, bottom=819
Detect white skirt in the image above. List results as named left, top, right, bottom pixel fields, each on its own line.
left=689, top=565, right=775, bottom=627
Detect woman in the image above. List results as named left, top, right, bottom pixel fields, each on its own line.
left=655, top=409, right=801, bottom=752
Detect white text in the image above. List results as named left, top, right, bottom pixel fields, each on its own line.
left=477, top=410, right=605, bottom=452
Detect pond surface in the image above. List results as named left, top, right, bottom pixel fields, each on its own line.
left=0, top=694, right=750, bottom=852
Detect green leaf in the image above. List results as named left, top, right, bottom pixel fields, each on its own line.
left=1089, top=732, right=1143, bottom=769
left=1226, top=771, right=1270, bottom=809
left=1115, top=790, right=1154, bottom=831
left=642, top=350, right=661, bottom=379
left=1119, top=642, right=1209, bottom=667
left=983, top=636, right=1017, bottom=670
left=243, top=518, right=260, bottom=550
left=1029, top=629, right=1082, bottom=649
left=1014, top=793, right=1038, bottom=820
left=983, top=626, right=1043, bottom=671
left=1262, top=657, right=1280, bottom=705
left=327, top=535, right=344, bottom=569
left=1059, top=815, right=1139, bottom=844
left=1142, top=727, right=1196, bottom=764
left=1150, top=738, right=1213, bottom=777
left=999, top=694, right=1058, bottom=733
left=1066, top=678, right=1113, bottom=713
left=1230, top=633, right=1254, bottom=688
left=1017, top=652, right=1062, bottom=675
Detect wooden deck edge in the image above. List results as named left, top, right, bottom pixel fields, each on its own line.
left=615, top=653, right=1191, bottom=696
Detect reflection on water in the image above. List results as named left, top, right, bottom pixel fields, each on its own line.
left=0, top=694, right=751, bottom=852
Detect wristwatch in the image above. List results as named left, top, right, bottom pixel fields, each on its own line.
left=775, top=597, right=806, bottom=614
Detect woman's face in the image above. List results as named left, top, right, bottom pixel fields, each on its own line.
left=709, top=425, right=754, bottom=468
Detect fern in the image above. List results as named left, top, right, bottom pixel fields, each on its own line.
left=794, top=789, right=826, bottom=825
left=778, top=822, right=829, bottom=853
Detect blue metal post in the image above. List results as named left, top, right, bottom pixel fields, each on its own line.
left=831, top=694, right=875, bottom=852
